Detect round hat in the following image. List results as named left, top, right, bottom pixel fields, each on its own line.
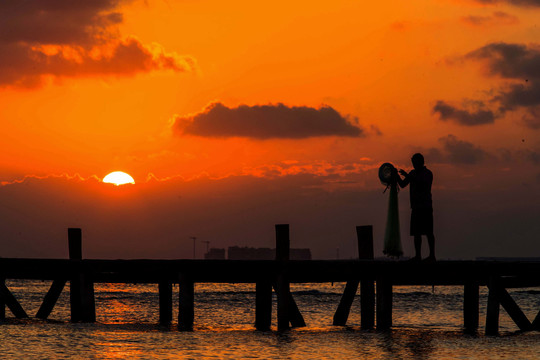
left=378, top=162, right=396, bottom=186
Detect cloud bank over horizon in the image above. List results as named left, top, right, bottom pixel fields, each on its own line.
left=0, top=0, right=194, bottom=87
left=1, top=170, right=540, bottom=260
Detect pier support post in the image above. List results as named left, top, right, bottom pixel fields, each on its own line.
left=486, top=276, right=531, bottom=333
left=358, top=226, right=375, bottom=330
left=333, top=281, right=359, bottom=326
left=36, top=279, right=67, bottom=319
left=159, top=281, right=173, bottom=325
left=376, top=276, right=392, bottom=330
left=485, top=277, right=500, bottom=335
left=178, top=273, right=194, bottom=331
left=464, top=281, right=479, bottom=333
left=0, top=277, right=5, bottom=321
left=276, top=224, right=290, bottom=331
left=255, top=279, right=272, bottom=331
left=275, top=224, right=306, bottom=330
left=68, top=228, right=96, bottom=323
left=0, top=281, right=28, bottom=319
left=532, top=310, right=540, bottom=331
left=333, top=225, right=375, bottom=328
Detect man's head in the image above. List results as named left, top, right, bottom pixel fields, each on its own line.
left=411, top=153, right=425, bottom=170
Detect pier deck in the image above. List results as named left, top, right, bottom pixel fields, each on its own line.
left=2, top=258, right=540, bottom=285
left=1, top=225, right=540, bottom=335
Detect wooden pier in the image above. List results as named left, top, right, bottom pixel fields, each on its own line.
left=2, top=225, right=540, bottom=335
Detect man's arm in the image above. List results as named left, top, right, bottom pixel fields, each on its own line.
left=396, top=169, right=410, bottom=188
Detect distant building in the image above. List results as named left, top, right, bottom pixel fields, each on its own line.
left=290, top=248, right=312, bottom=260
left=204, top=248, right=226, bottom=260
left=227, top=246, right=312, bottom=260
left=228, top=246, right=274, bottom=260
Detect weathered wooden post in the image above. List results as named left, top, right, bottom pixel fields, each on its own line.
left=464, top=281, right=479, bottom=333
left=0, top=280, right=28, bottom=319
left=485, top=276, right=500, bottom=335
left=69, top=228, right=95, bottom=322
left=274, top=224, right=306, bottom=330
left=486, top=276, right=531, bottom=333
left=0, top=277, right=5, bottom=321
left=358, top=226, right=375, bottom=329
left=36, top=279, right=67, bottom=319
left=276, top=224, right=290, bottom=331
left=159, top=281, right=172, bottom=325
left=178, top=273, right=194, bottom=331
left=69, top=228, right=83, bottom=322
left=255, top=279, right=272, bottom=331
left=376, top=275, right=392, bottom=330
left=333, top=225, right=374, bottom=328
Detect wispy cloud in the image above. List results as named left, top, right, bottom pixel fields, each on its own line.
left=460, top=11, right=519, bottom=27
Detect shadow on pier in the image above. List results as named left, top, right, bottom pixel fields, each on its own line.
left=2, top=225, right=540, bottom=335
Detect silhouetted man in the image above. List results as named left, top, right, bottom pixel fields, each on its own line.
left=396, top=153, right=435, bottom=261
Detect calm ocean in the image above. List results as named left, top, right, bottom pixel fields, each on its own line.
left=2, top=280, right=540, bottom=359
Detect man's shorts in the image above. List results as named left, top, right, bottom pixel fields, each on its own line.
left=410, top=208, right=434, bottom=236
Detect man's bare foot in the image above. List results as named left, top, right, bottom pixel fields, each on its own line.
left=423, top=256, right=436, bottom=263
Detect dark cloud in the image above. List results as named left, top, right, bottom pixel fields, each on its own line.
left=0, top=0, right=194, bottom=87
left=466, top=43, right=540, bottom=79
left=461, top=12, right=518, bottom=27
left=439, top=135, right=489, bottom=164
left=173, top=102, right=364, bottom=139
left=496, top=82, right=540, bottom=111
left=467, top=43, right=540, bottom=121
left=425, top=135, right=489, bottom=165
left=473, top=0, right=540, bottom=6
left=435, top=42, right=540, bottom=128
left=433, top=100, right=496, bottom=126
left=0, top=1, right=123, bottom=46
left=521, top=106, right=540, bottom=129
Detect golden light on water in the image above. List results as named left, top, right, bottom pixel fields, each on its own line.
left=103, top=171, right=135, bottom=186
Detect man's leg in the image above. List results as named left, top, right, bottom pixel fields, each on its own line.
left=414, top=235, right=422, bottom=259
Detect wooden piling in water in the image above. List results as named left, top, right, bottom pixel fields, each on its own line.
left=68, top=228, right=95, bottom=322
left=276, top=224, right=290, bottom=331
left=0, top=277, right=5, bottom=321
left=463, top=281, right=479, bottom=333
left=159, top=281, right=173, bottom=325
left=485, top=276, right=500, bottom=335
left=376, top=275, right=392, bottom=330
left=358, top=226, right=375, bottom=330
left=333, top=281, right=359, bottom=326
left=274, top=224, right=306, bottom=330
left=36, top=279, right=67, bottom=319
left=333, top=225, right=374, bottom=328
left=255, top=279, right=272, bottom=330
left=531, top=309, right=540, bottom=331
left=486, top=276, right=531, bottom=333
left=0, top=281, right=28, bottom=319
left=178, top=273, right=194, bottom=331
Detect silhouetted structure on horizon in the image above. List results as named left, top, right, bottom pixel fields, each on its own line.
left=203, top=246, right=312, bottom=260
left=204, top=248, right=226, bottom=260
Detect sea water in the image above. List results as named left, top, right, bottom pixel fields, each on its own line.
left=1, top=280, right=540, bottom=359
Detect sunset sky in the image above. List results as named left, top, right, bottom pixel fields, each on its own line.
left=1, top=0, right=540, bottom=259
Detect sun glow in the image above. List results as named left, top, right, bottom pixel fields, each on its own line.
left=103, top=171, right=135, bottom=186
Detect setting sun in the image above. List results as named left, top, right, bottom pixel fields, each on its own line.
left=103, top=171, right=135, bottom=186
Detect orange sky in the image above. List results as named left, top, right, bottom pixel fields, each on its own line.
left=1, top=0, right=540, bottom=259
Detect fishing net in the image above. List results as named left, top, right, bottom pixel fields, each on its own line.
left=378, top=163, right=403, bottom=258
